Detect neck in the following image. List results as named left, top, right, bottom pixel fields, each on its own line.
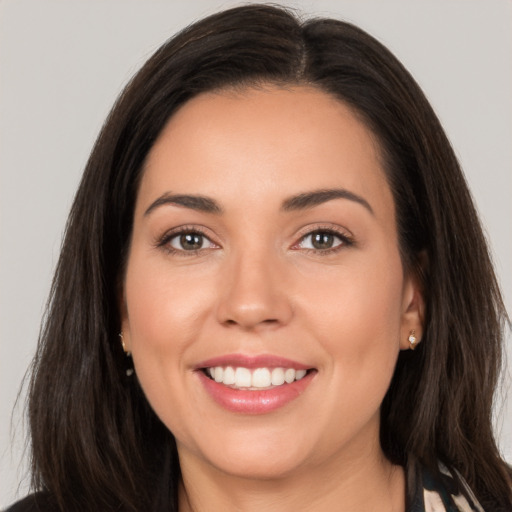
left=178, top=436, right=406, bottom=512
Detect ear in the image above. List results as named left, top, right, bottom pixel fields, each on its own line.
left=399, top=268, right=426, bottom=351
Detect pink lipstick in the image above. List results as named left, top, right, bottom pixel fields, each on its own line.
left=195, top=354, right=316, bottom=414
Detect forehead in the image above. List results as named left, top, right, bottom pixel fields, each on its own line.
left=139, top=85, right=393, bottom=218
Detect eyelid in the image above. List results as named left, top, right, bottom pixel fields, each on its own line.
left=290, top=224, right=355, bottom=252
left=155, top=224, right=220, bottom=255
left=154, top=223, right=354, bottom=256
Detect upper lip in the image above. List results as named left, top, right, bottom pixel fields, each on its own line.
left=195, top=354, right=313, bottom=370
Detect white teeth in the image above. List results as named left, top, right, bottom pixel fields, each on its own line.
left=295, top=369, right=307, bottom=380
left=223, top=366, right=235, bottom=385
left=234, top=367, right=252, bottom=388
left=252, top=368, right=271, bottom=388
left=271, top=367, right=285, bottom=386
left=284, top=368, right=295, bottom=384
left=205, top=366, right=309, bottom=389
left=214, top=367, right=223, bottom=383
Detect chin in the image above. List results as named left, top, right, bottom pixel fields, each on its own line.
left=210, top=450, right=309, bottom=481
left=180, top=423, right=317, bottom=481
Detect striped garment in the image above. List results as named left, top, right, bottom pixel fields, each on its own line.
left=409, top=461, right=485, bottom=512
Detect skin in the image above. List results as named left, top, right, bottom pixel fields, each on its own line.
left=121, top=86, right=424, bottom=512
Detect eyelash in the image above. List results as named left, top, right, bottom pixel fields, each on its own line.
left=291, top=225, right=354, bottom=256
left=155, top=225, right=354, bottom=257
left=156, top=225, right=215, bottom=256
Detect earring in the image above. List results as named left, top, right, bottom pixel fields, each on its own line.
left=119, top=332, right=134, bottom=376
left=119, top=332, right=131, bottom=356
left=408, top=330, right=418, bottom=350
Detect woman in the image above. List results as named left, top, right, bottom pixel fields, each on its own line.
left=6, top=4, right=511, bottom=512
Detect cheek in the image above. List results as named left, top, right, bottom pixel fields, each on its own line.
left=125, top=254, right=214, bottom=351
left=295, top=250, right=404, bottom=398
left=299, top=249, right=404, bottom=333
left=303, top=262, right=404, bottom=450
left=122, top=254, right=215, bottom=422
left=123, top=272, right=208, bottom=449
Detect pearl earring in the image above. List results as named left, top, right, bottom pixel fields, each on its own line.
left=408, top=330, right=418, bottom=350
left=119, top=332, right=134, bottom=376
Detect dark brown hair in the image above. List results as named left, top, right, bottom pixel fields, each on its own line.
left=27, top=4, right=511, bottom=511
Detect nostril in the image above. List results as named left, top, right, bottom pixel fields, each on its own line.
left=216, top=287, right=293, bottom=329
left=223, top=317, right=280, bottom=329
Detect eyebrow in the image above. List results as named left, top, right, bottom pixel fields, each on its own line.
left=144, top=193, right=223, bottom=216
left=144, top=187, right=373, bottom=217
left=281, top=188, right=374, bottom=215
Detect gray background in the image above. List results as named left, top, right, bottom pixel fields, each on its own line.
left=1, top=0, right=510, bottom=507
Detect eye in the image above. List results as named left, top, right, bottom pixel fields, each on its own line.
left=168, top=231, right=216, bottom=251
left=295, top=229, right=352, bottom=252
left=157, top=229, right=218, bottom=253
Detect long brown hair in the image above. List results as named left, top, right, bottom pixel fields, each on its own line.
left=27, top=4, right=511, bottom=511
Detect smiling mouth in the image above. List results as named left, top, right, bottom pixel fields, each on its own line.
left=202, top=366, right=314, bottom=390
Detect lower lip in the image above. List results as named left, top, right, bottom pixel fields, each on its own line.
left=197, top=370, right=315, bottom=414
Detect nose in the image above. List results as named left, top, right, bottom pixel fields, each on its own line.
left=215, top=249, right=293, bottom=331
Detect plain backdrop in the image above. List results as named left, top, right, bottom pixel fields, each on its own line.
left=0, top=0, right=511, bottom=508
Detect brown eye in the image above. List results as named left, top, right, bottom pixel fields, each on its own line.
left=297, top=230, right=347, bottom=252
left=311, top=232, right=336, bottom=250
left=169, top=232, right=212, bottom=251
left=181, top=233, right=203, bottom=250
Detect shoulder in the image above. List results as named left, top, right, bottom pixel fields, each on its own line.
left=4, top=493, right=58, bottom=512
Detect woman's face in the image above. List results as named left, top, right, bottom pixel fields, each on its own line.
left=121, top=86, right=423, bottom=480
